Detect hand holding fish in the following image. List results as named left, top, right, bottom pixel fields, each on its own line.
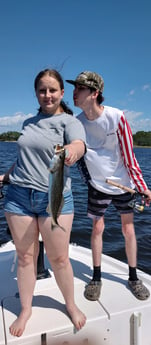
left=65, top=140, right=86, bottom=166
left=0, top=163, right=15, bottom=183
left=47, top=140, right=86, bottom=231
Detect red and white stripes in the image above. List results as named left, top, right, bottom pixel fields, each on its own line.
left=117, top=113, right=147, bottom=193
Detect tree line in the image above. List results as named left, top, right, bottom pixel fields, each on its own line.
left=0, top=131, right=151, bottom=146
left=0, top=131, right=20, bottom=141
left=133, top=131, right=151, bottom=146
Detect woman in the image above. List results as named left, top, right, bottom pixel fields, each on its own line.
left=0, top=69, right=86, bottom=337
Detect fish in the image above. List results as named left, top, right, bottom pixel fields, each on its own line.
left=47, top=144, right=66, bottom=231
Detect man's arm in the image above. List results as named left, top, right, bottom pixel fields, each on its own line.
left=117, top=113, right=147, bottom=193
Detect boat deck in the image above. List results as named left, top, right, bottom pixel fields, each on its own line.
left=0, top=241, right=151, bottom=345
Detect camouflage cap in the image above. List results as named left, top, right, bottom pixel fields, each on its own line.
left=66, top=71, right=104, bottom=93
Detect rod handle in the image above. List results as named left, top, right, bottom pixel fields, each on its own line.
left=106, top=179, right=136, bottom=194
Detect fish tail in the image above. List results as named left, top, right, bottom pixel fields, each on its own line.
left=51, top=218, right=66, bottom=232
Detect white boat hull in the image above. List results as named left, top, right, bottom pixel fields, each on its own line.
left=0, top=241, right=151, bottom=345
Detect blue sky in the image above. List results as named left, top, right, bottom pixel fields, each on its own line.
left=0, top=0, right=151, bottom=134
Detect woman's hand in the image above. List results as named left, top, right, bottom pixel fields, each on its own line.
left=64, top=140, right=86, bottom=166
left=0, top=163, right=16, bottom=183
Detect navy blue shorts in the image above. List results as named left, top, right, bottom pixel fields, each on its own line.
left=4, top=184, right=74, bottom=217
left=88, top=183, right=135, bottom=219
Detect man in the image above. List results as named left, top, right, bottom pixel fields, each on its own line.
left=66, top=71, right=151, bottom=301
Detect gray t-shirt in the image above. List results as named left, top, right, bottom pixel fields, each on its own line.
left=10, top=112, right=86, bottom=192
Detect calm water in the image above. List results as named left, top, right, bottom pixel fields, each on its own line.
left=0, top=142, right=151, bottom=274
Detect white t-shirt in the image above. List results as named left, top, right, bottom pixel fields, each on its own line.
left=78, top=106, right=135, bottom=194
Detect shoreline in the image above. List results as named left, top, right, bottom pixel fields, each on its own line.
left=0, top=141, right=151, bottom=148
left=134, top=145, right=151, bottom=148
left=1, top=142, right=151, bottom=148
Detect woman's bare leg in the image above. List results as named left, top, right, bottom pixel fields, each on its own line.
left=39, top=214, right=86, bottom=330
left=5, top=213, right=39, bottom=337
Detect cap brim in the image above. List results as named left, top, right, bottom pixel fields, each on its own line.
left=66, top=79, right=77, bottom=85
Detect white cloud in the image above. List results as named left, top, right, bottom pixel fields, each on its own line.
left=142, top=84, right=151, bottom=92
left=124, top=109, right=151, bottom=133
left=130, top=118, right=151, bottom=133
left=0, top=112, right=33, bottom=133
left=0, top=109, right=151, bottom=135
left=124, top=109, right=143, bottom=120
left=142, top=84, right=150, bottom=91
left=128, top=84, right=151, bottom=97
left=129, top=89, right=135, bottom=96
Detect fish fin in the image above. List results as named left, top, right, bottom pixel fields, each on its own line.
left=46, top=204, right=51, bottom=214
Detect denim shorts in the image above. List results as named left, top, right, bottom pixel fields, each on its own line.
left=88, top=183, right=135, bottom=219
left=4, top=184, right=74, bottom=217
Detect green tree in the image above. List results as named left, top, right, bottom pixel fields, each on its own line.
left=0, top=131, right=20, bottom=141
left=133, top=131, right=151, bottom=146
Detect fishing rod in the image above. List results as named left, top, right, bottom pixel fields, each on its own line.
left=106, top=179, right=146, bottom=212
